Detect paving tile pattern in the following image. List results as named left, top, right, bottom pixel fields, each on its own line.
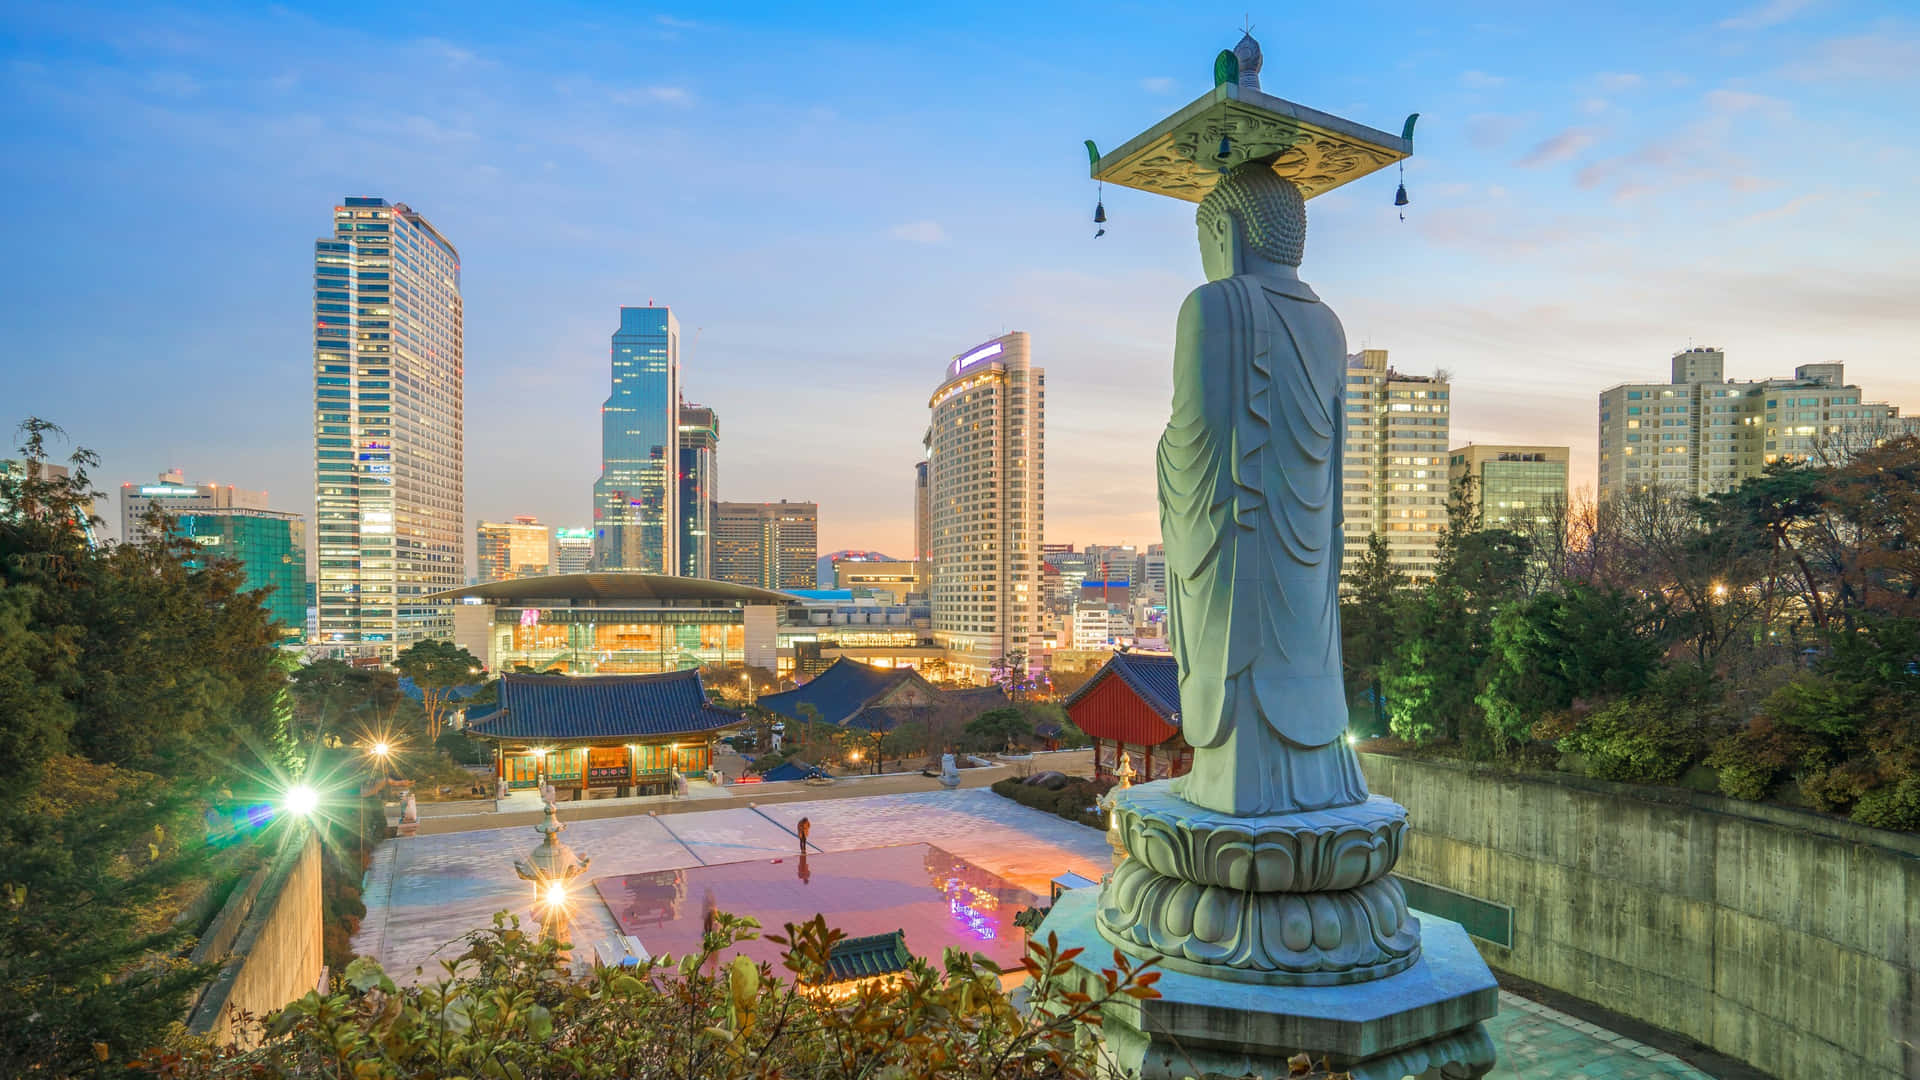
left=353, top=791, right=1716, bottom=1078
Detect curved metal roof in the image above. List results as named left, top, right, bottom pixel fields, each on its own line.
left=425, top=572, right=796, bottom=605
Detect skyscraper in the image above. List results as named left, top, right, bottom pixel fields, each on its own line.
left=594, top=305, right=679, bottom=574
left=925, top=331, right=1044, bottom=682
left=712, top=501, right=817, bottom=590
left=1341, top=348, right=1449, bottom=583
left=1597, top=349, right=1917, bottom=499
left=553, top=527, right=594, bottom=574
left=914, top=459, right=931, bottom=594
left=476, top=515, right=552, bottom=581
left=1447, top=445, right=1570, bottom=530
left=677, top=402, right=719, bottom=579
left=313, top=196, right=464, bottom=659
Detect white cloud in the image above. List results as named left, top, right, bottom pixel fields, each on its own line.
left=1140, top=76, right=1175, bottom=94
left=1739, top=192, right=1826, bottom=225
left=1595, top=71, right=1644, bottom=92
left=1460, top=70, right=1506, bottom=89
left=656, top=15, right=699, bottom=29
left=1515, top=127, right=1598, bottom=168
left=1580, top=97, right=1611, bottom=116
left=611, top=85, right=693, bottom=106
left=1720, top=0, right=1817, bottom=31
left=889, top=221, right=948, bottom=244
left=418, top=37, right=477, bottom=66
left=1466, top=112, right=1525, bottom=150
left=1706, top=88, right=1788, bottom=113
left=1784, top=29, right=1920, bottom=83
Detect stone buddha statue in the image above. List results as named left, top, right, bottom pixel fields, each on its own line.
left=1159, top=161, right=1369, bottom=818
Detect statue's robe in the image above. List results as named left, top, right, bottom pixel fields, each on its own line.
left=1159, top=271, right=1369, bottom=817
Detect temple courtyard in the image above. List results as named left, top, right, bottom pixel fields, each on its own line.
left=354, top=788, right=1713, bottom=1078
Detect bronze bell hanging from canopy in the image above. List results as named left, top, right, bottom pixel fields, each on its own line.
left=1394, top=182, right=1409, bottom=207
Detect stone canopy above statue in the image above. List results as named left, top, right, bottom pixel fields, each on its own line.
left=1090, top=81, right=1413, bottom=203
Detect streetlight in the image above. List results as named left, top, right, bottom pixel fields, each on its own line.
left=283, top=783, right=319, bottom=818
left=370, top=740, right=391, bottom=759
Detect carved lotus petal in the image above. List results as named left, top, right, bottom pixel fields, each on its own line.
left=1309, top=893, right=1342, bottom=951
left=1163, top=880, right=1201, bottom=938
left=1252, top=842, right=1296, bottom=891
left=1192, top=885, right=1238, bottom=944
left=1277, top=894, right=1313, bottom=953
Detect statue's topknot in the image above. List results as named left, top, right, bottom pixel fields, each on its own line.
left=1196, top=164, right=1305, bottom=268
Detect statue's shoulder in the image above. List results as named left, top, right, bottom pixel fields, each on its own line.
left=1178, top=278, right=1245, bottom=324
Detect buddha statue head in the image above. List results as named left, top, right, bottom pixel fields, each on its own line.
left=1195, top=162, right=1305, bottom=282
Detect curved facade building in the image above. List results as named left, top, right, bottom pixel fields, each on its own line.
left=924, top=332, right=1044, bottom=682
left=434, top=573, right=789, bottom=675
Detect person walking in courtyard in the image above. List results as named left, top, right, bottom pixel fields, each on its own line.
left=797, top=816, right=811, bottom=852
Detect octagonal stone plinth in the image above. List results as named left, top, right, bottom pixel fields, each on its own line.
left=1040, top=888, right=1497, bottom=1079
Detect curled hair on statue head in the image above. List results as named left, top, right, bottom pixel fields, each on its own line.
left=1195, top=162, right=1306, bottom=267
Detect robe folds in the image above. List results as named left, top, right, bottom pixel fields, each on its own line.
left=1158, top=271, right=1369, bottom=816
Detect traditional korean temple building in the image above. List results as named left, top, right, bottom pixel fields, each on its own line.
left=469, top=669, right=741, bottom=797
left=1063, top=651, right=1189, bottom=783
left=757, top=657, right=1007, bottom=735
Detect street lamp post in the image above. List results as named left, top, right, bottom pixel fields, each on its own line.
left=513, top=799, right=590, bottom=945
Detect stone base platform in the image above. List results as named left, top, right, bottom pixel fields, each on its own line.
left=1039, top=888, right=1498, bottom=1079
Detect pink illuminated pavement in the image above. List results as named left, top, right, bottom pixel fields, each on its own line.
left=595, top=843, right=1041, bottom=973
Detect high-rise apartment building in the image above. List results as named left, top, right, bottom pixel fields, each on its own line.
left=712, top=501, right=817, bottom=590
left=1447, top=445, right=1570, bottom=530
left=914, top=459, right=932, bottom=593
left=925, top=331, right=1045, bottom=682
left=677, top=402, right=718, bottom=578
left=121, top=470, right=304, bottom=642
left=313, top=196, right=464, bottom=659
left=1341, top=348, right=1449, bottom=582
left=476, top=515, right=552, bottom=582
left=553, top=527, right=594, bottom=575
left=593, top=305, right=679, bottom=573
left=1598, top=349, right=1916, bottom=499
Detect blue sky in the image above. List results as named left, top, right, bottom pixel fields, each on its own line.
left=4, top=0, right=1916, bottom=560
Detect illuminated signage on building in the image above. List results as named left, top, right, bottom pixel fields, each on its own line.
left=945, top=340, right=1004, bottom=380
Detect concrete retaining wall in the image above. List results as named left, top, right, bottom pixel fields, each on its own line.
left=1359, top=752, right=1920, bottom=1080
left=186, top=824, right=324, bottom=1046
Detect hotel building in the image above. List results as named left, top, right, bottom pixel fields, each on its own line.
left=925, top=331, right=1045, bottom=682
left=312, top=196, right=464, bottom=659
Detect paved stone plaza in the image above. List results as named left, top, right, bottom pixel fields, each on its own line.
left=354, top=790, right=1712, bottom=1078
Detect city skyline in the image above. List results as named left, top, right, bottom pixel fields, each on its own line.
left=5, top=3, right=1918, bottom=562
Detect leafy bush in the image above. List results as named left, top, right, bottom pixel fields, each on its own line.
left=1850, top=777, right=1920, bottom=831
left=143, top=909, right=1199, bottom=1080
left=1559, top=671, right=1723, bottom=784
left=990, top=776, right=1110, bottom=829
left=1704, top=719, right=1813, bottom=801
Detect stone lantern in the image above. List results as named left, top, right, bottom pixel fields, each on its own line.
left=514, top=800, right=591, bottom=944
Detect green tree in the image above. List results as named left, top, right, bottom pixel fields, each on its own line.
left=0, top=418, right=295, bottom=1075
left=1477, top=586, right=1661, bottom=750
left=393, top=639, right=485, bottom=742
left=961, top=707, right=1034, bottom=753
left=1340, top=532, right=1407, bottom=735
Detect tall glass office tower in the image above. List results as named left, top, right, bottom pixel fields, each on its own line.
left=312, top=196, right=464, bottom=660
left=678, top=402, right=719, bottom=579
left=593, top=306, right=680, bottom=573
